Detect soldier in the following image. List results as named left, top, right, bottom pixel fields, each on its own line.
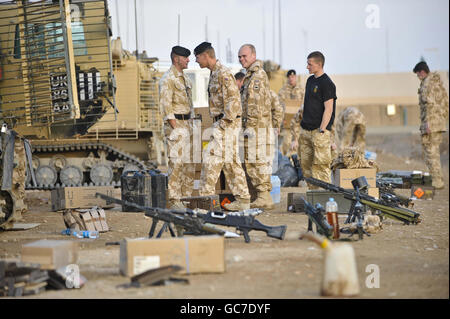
left=300, top=51, right=337, bottom=187
left=289, top=107, right=303, bottom=155
left=159, top=46, right=196, bottom=209
left=236, top=71, right=282, bottom=176
left=235, top=71, right=283, bottom=133
left=278, top=69, right=305, bottom=156
left=234, top=71, right=245, bottom=90
left=238, top=44, right=275, bottom=209
left=413, top=61, right=449, bottom=189
left=194, top=42, right=250, bottom=211
left=333, top=106, right=366, bottom=153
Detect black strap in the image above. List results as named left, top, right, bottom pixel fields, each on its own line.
left=213, top=114, right=241, bottom=122
left=174, top=113, right=191, bottom=120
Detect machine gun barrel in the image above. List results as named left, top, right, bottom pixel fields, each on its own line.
left=95, top=193, right=223, bottom=236
left=304, top=177, right=421, bottom=225
left=95, top=193, right=286, bottom=243
left=168, top=209, right=286, bottom=243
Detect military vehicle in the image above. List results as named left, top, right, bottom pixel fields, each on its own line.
left=0, top=0, right=164, bottom=191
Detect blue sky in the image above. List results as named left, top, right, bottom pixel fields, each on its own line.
left=109, top=0, right=449, bottom=74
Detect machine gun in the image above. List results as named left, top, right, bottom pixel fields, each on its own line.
left=95, top=193, right=287, bottom=243
left=297, top=197, right=333, bottom=239
left=376, top=180, right=413, bottom=208
left=171, top=209, right=286, bottom=243
left=304, top=176, right=421, bottom=225
left=291, top=154, right=304, bottom=181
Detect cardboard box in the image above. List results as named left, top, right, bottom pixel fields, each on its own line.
left=51, top=186, right=120, bottom=211
left=119, top=235, right=225, bottom=276
left=332, top=168, right=377, bottom=189
left=21, top=240, right=78, bottom=270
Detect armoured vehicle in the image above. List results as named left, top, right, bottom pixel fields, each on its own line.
left=0, top=0, right=164, bottom=192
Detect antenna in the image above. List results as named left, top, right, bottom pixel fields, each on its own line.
left=115, top=0, right=121, bottom=37
left=177, top=14, right=181, bottom=45
left=205, top=16, right=208, bottom=41
left=262, top=6, right=266, bottom=60
left=302, top=28, right=308, bottom=58
left=217, top=30, right=221, bottom=61
left=226, top=38, right=232, bottom=63
left=126, top=4, right=130, bottom=49
left=134, top=0, right=139, bottom=57
left=278, top=0, right=282, bottom=66
left=272, top=0, right=275, bottom=61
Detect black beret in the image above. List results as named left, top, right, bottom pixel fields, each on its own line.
left=194, top=42, right=212, bottom=56
left=286, top=69, right=296, bottom=77
left=171, top=46, right=191, bottom=57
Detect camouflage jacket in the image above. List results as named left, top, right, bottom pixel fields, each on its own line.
left=278, top=82, right=304, bottom=109
left=270, top=89, right=284, bottom=130
left=159, top=65, right=193, bottom=122
left=290, top=107, right=303, bottom=144
left=334, top=106, right=366, bottom=147
left=208, top=61, right=242, bottom=129
left=418, top=72, right=449, bottom=134
left=240, top=60, right=272, bottom=129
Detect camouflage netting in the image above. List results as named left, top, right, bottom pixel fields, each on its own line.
left=331, top=147, right=379, bottom=172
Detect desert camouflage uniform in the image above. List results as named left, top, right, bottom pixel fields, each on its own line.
left=334, top=106, right=366, bottom=153
left=270, top=89, right=284, bottom=131
left=199, top=61, right=250, bottom=201
left=418, top=72, right=449, bottom=188
left=278, top=82, right=304, bottom=156
left=241, top=60, right=274, bottom=193
left=300, top=128, right=332, bottom=186
left=0, top=133, right=27, bottom=229
left=290, top=107, right=303, bottom=158
left=159, top=65, right=195, bottom=203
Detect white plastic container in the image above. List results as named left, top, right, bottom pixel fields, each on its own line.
left=270, top=175, right=281, bottom=204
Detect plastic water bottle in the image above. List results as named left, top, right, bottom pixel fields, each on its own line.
left=270, top=175, right=281, bottom=204
left=77, top=230, right=99, bottom=239
left=326, top=198, right=339, bottom=239
left=61, top=229, right=99, bottom=239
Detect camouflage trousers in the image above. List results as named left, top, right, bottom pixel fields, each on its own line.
left=164, top=119, right=195, bottom=202
left=421, top=132, right=444, bottom=187
left=243, top=135, right=274, bottom=193
left=199, top=121, right=250, bottom=201
left=299, top=128, right=332, bottom=188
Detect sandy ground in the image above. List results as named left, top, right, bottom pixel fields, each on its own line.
left=0, top=129, right=448, bottom=299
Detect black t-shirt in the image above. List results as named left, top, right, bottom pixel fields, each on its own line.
left=300, top=73, right=337, bottom=131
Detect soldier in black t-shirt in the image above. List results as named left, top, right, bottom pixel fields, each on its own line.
left=299, top=51, right=337, bottom=186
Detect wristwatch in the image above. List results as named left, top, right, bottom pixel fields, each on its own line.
left=319, top=128, right=325, bottom=134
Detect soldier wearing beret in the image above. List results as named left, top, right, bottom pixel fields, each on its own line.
left=194, top=42, right=250, bottom=211
left=159, top=46, right=195, bottom=209
left=413, top=61, right=449, bottom=189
